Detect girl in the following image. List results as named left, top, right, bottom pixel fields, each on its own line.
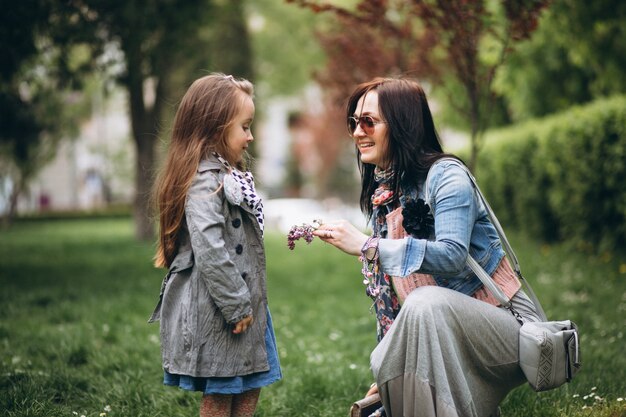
left=313, top=77, right=540, bottom=417
left=150, top=73, right=281, bottom=417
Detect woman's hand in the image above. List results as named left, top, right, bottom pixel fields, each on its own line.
left=312, top=220, right=369, bottom=256
left=233, top=315, right=254, bottom=334
left=366, top=383, right=379, bottom=397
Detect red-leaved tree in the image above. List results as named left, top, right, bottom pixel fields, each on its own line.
left=288, top=0, right=548, bottom=171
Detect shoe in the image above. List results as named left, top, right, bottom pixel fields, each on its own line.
left=368, top=406, right=386, bottom=417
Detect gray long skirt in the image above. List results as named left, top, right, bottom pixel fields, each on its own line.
left=370, top=286, right=540, bottom=417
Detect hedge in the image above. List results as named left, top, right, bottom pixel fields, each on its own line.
left=475, top=95, right=626, bottom=252
left=14, top=204, right=133, bottom=222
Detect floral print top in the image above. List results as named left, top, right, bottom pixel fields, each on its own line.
left=368, top=168, right=432, bottom=341
left=370, top=203, right=401, bottom=342
left=365, top=167, right=397, bottom=341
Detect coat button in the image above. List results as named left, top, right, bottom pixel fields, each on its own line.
left=231, top=218, right=241, bottom=228
left=241, top=272, right=247, bottom=279
left=235, top=244, right=243, bottom=254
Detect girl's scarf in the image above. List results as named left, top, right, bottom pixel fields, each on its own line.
left=213, top=153, right=264, bottom=234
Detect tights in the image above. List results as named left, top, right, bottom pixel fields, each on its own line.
left=200, top=389, right=261, bottom=417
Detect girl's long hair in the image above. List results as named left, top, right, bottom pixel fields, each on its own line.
left=153, top=74, right=254, bottom=268
left=346, top=77, right=457, bottom=218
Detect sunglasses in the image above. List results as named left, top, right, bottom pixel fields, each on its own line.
left=348, top=115, right=386, bottom=136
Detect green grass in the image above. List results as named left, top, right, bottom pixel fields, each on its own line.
left=0, top=218, right=625, bottom=416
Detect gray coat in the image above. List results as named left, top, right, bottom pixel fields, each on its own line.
left=149, top=156, right=269, bottom=377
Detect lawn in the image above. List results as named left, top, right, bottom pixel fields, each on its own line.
left=0, top=218, right=624, bottom=416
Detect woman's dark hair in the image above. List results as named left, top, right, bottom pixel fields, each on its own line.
left=346, top=77, right=457, bottom=218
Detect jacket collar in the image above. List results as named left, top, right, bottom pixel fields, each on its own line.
left=198, top=154, right=225, bottom=173
left=198, top=155, right=260, bottom=226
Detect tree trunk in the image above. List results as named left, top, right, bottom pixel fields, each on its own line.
left=469, top=124, right=479, bottom=173
left=128, top=96, right=158, bottom=241
left=467, top=82, right=481, bottom=173
left=134, top=131, right=156, bottom=241
left=2, top=174, right=22, bottom=229
left=124, top=38, right=158, bottom=241
left=211, top=0, right=254, bottom=82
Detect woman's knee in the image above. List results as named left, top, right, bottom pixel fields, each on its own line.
left=402, top=286, right=453, bottom=312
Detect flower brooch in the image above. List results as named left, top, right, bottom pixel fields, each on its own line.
left=402, top=198, right=434, bottom=239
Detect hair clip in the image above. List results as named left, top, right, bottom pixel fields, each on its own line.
left=224, top=75, right=235, bottom=82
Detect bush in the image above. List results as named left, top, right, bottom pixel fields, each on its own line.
left=14, top=204, right=132, bottom=222
left=477, top=95, right=626, bottom=251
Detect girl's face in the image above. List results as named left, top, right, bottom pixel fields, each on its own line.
left=352, top=91, right=389, bottom=169
left=225, top=92, right=255, bottom=164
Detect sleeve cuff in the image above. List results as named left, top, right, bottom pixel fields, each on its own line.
left=227, top=305, right=253, bottom=325
left=379, top=237, right=426, bottom=276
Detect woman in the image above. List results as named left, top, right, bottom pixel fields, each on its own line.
left=149, top=74, right=281, bottom=417
left=313, top=77, right=540, bottom=417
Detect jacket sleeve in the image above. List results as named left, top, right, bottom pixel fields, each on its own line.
left=185, top=170, right=252, bottom=324
left=379, top=163, right=477, bottom=276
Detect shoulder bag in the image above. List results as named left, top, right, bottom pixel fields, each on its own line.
left=349, top=393, right=383, bottom=417
left=434, top=158, right=582, bottom=392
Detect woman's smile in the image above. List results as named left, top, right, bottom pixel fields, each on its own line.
left=352, top=91, right=389, bottom=168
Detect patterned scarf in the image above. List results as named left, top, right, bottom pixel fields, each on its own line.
left=369, top=166, right=405, bottom=340
left=213, top=153, right=264, bottom=234
left=371, top=166, right=396, bottom=208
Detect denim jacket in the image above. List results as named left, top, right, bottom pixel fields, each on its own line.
left=378, top=159, right=505, bottom=296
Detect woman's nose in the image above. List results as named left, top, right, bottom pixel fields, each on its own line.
left=352, top=124, right=367, bottom=137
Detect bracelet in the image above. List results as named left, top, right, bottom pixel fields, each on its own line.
left=359, top=236, right=380, bottom=298
left=360, top=236, right=380, bottom=262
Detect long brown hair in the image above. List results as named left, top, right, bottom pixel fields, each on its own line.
left=153, top=73, right=254, bottom=268
left=346, top=77, right=456, bottom=218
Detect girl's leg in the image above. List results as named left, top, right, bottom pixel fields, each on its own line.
left=231, top=388, right=261, bottom=417
left=200, top=394, right=233, bottom=417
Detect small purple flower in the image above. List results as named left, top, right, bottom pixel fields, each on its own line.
left=287, top=220, right=321, bottom=250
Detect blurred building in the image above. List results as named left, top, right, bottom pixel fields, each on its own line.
left=6, top=89, right=135, bottom=214
left=2, top=82, right=467, bottom=216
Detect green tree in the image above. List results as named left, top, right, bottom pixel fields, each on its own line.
left=495, top=0, right=626, bottom=120
left=0, top=0, right=91, bottom=225
left=0, top=0, right=45, bottom=224
left=41, top=0, right=221, bottom=240
left=248, top=0, right=326, bottom=97
left=210, top=0, right=255, bottom=82
left=2, top=1, right=255, bottom=235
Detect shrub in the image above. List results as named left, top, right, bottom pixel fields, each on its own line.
left=476, top=95, right=626, bottom=251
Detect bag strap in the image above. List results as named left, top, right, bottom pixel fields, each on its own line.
left=425, top=157, right=548, bottom=321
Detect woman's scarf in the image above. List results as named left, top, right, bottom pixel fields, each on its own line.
left=371, top=166, right=395, bottom=208
left=369, top=167, right=434, bottom=341
left=369, top=166, right=400, bottom=340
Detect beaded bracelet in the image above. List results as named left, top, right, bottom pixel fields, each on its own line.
left=359, top=236, right=380, bottom=298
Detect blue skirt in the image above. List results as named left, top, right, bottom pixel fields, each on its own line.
left=163, top=308, right=282, bottom=395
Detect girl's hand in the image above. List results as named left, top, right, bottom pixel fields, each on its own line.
left=233, top=315, right=254, bottom=334
left=313, top=220, right=369, bottom=256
